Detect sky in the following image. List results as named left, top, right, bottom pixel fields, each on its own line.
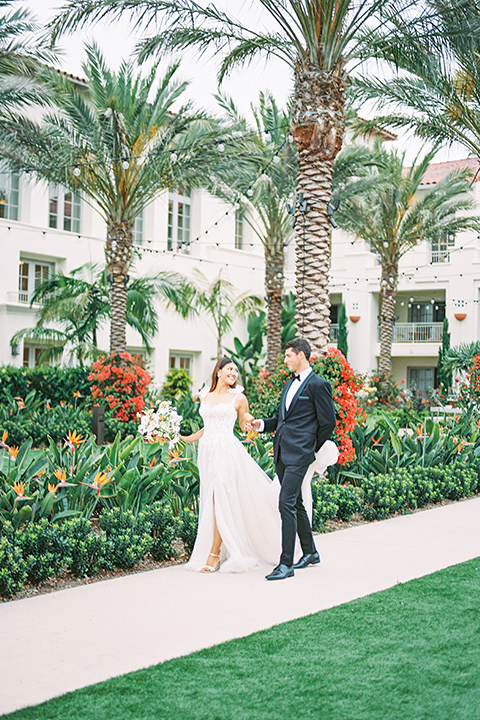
left=26, top=0, right=469, bottom=164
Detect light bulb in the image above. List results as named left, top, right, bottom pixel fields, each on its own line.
left=264, top=131, right=271, bottom=142
left=122, top=158, right=130, bottom=169
left=273, top=153, right=280, bottom=163
left=247, top=187, right=253, bottom=197
left=218, top=142, right=225, bottom=152
left=170, top=151, right=177, bottom=162
left=73, top=166, right=81, bottom=177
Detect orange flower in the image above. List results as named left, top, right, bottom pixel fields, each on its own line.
left=80, top=471, right=110, bottom=496
left=15, top=398, right=24, bottom=409
left=246, top=430, right=258, bottom=442
left=13, top=481, right=25, bottom=496
left=9, top=446, right=19, bottom=460
left=73, top=391, right=81, bottom=398
left=54, top=468, right=67, bottom=482
left=48, top=483, right=56, bottom=493
left=371, top=437, right=382, bottom=445
left=149, top=456, right=157, bottom=467
left=168, top=449, right=185, bottom=465
left=2, top=430, right=7, bottom=443
left=65, top=430, right=85, bottom=450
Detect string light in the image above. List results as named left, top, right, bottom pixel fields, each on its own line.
left=73, top=166, right=81, bottom=177
left=170, top=151, right=177, bottom=162
left=121, top=158, right=130, bottom=169
left=218, top=142, right=225, bottom=152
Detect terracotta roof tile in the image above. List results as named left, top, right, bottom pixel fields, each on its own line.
left=416, top=157, right=480, bottom=185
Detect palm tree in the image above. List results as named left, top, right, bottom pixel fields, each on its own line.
left=0, top=43, right=221, bottom=354
left=0, top=1, right=56, bottom=112
left=334, top=143, right=480, bottom=373
left=353, top=0, right=480, bottom=159
left=10, top=263, right=189, bottom=363
left=50, top=0, right=409, bottom=355
left=212, top=92, right=297, bottom=372
left=184, top=269, right=262, bottom=360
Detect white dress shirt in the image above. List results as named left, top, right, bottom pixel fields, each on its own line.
left=284, top=366, right=312, bottom=411
left=257, top=366, right=312, bottom=430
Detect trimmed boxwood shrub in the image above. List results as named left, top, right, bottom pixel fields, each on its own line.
left=99, top=508, right=152, bottom=569
left=18, top=518, right=71, bottom=584
left=60, top=517, right=112, bottom=577
left=0, top=523, right=27, bottom=599
left=179, top=509, right=198, bottom=556
left=145, top=501, right=181, bottom=561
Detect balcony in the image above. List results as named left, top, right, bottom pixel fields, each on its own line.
left=6, top=291, right=43, bottom=305
left=390, top=322, right=443, bottom=343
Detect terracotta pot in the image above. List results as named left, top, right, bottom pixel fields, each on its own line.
left=349, top=315, right=361, bottom=323
left=454, top=313, right=467, bottom=321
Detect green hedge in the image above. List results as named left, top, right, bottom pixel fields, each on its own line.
left=0, top=365, right=91, bottom=405
left=0, top=505, right=191, bottom=600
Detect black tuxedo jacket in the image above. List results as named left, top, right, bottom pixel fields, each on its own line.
left=263, top=371, right=336, bottom=467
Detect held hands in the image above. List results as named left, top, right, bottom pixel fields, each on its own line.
left=245, top=416, right=261, bottom=432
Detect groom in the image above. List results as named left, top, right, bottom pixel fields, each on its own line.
left=252, top=338, right=336, bottom=580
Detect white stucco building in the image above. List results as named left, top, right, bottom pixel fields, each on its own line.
left=1, top=155, right=479, bottom=395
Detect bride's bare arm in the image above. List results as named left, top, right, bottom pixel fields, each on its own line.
left=236, top=394, right=254, bottom=432
left=181, top=428, right=204, bottom=443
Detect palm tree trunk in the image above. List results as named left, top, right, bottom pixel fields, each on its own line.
left=105, top=220, right=133, bottom=354
left=265, top=240, right=285, bottom=373
left=378, top=263, right=398, bottom=375
left=291, top=58, right=346, bottom=356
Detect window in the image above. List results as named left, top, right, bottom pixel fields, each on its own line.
left=408, top=301, right=445, bottom=323
left=132, top=211, right=144, bottom=244
left=407, top=367, right=435, bottom=394
left=0, top=170, right=19, bottom=220
left=431, top=232, right=455, bottom=263
left=23, top=346, right=49, bottom=368
left=234, top=210, right=244, bottom=250
left=169, top=352, right=193, bottom=373
left=49, top=185, right=81, bottom=233
left=168, top=187, right=191, bottom=252
left=18, top=259, right=53, bottom=303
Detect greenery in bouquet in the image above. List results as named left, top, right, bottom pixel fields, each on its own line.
left=88, top=352, right=151, bottom=422
left=138, top=401, right=182, bottom=445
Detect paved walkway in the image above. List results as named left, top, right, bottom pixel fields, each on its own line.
left=1, top=496, right=480, bottom=716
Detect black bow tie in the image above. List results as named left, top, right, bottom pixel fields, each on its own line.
left=294, top=374, right=301, bottom=381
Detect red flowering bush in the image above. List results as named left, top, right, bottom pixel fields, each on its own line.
left=459, top=350, right=480, bottom=410
left=88, top=352, right=152, bottom=422
left=251, top=348, right=364, bottom=465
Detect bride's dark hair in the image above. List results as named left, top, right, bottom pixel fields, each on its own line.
left=210, top=357, right=237, bottom=392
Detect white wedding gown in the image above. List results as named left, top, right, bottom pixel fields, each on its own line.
left=186, top=393, right=282, bottom=573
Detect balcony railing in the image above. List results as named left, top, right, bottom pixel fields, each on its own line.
left=7, top=290, right=30, bottom=304
left=329, top=324, right=339, bottom=342
left=389, top=322, right=443, bottom=343
left=7, top=291, right=43, bottom=305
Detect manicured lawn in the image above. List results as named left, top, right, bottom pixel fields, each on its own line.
left=3, top=558, right=480, bottom=720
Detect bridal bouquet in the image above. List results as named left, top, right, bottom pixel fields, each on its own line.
left=137, top=401, right=182, bottom=446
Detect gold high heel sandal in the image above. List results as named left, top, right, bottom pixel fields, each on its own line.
left=200, top=552, right=220, bottom=572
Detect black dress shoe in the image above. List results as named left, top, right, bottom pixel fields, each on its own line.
left=265, top=564, right=294, bottom=581
left=293, top=552, right=321, bottom=570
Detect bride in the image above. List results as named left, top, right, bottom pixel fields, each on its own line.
left=181, top=357, right=282, bottom=573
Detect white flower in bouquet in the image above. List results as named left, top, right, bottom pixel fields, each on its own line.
left=138, top=401, right=182, bottom=446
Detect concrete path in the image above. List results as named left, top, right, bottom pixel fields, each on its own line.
left=1, top=496, right=480, bottom=716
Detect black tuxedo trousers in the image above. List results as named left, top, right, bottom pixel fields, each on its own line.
left=263, top=372, right=336, bottom=566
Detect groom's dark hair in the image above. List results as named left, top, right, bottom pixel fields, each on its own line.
left=285, top=338, right=311, bottom=360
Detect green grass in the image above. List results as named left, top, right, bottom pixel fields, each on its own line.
left=3, top=558, right=480, bottom=720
